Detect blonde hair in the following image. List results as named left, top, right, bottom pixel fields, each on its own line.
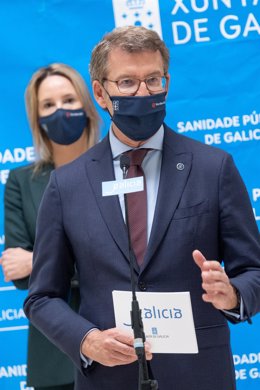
left=90, top=26, right=170, bottom=82
left=25, top=63, right=100, bottom=169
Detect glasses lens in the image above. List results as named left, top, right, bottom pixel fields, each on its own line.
left=117, top=76, right=166, bottom=94
left=146, top=76, right=166, bottom=92
left=117, top=78, right=139, bottom=94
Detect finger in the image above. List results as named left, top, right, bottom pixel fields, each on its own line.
left=2, top=248, right=11, bottom=255
left=202, top=261, right=223, bottom=273
left=192, top=249, right=206, bottom=270
left=108, top=343, right=134, bottom=359
left=144, top=341, right=152, bottom=352
left=202, top=292, right=219, bottom=304
left=2, top=266, right=10, bottom=280
left=113, top=339, right=136, bottom=356
left=115, top=343, right=152, bottom=361
left=1, top=254, right=9, bottom=262
left=4, top=273, right=11, bottom=282
left=97, top=348, right=137, bottom=367
left=100, top=338, right=137, bottom=366
left=107, top=355, right=137, bottom=367
left=111, top=347, right=137, bottom=362
left=114, top=329, right=134, bottom=346
left=202, top=267, right=223, bottom=276
left=202, top=280, right=228, bottom=295
left=145, top=352, right=153, bottom=360
left=202, top=291, right=229, bottom=308
left=103, top=330, right=136, bottom=357
left=202, top=269, right=227, bottom=284
left=144, top=343, right=153, bottom=360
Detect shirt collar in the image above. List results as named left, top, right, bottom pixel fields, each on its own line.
left=109, top=125, right=164, bottom=160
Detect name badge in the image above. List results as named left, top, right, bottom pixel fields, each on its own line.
left=102, top=177, right=144, bottom=197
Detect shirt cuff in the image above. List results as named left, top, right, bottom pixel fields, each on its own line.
left=222, top=295, right=244, bottom=320
left=80, top=328, right=98, bottom=368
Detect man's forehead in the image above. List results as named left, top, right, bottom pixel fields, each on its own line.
left=106, top=48, right=164, bottom=75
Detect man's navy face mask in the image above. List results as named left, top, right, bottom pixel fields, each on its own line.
left=109, top=92, right=166, bottom=141
left=39, top=108, right=88, bottom=145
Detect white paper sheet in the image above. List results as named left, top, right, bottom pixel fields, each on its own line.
left=112, top=290, right=198, bottom=354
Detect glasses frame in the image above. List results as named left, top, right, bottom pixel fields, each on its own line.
left=102, top=75, right=168, bottom=96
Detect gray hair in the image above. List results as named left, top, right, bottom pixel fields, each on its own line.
left=89, top=26, right=170, bottom=82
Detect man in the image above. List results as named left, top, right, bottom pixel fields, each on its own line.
left=24, top=26, right=260, bottom=390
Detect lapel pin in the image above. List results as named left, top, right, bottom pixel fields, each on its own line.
left=176, top=163, right=185, bottom=171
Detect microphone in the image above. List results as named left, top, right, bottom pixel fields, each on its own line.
left=120, top=154, right=130, bottom=177
left=119, top=154, right=158, bottom=390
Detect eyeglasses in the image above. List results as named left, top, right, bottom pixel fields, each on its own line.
left=103, top=75, right=167, bottom=95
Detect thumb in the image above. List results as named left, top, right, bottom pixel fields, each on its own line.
left=192, top=249, right=206, bottom=270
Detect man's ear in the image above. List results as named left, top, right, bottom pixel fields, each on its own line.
left=92, top=80, right=108, bottom=109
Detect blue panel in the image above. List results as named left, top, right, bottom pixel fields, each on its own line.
left=0, top=1, right=259, bottom=389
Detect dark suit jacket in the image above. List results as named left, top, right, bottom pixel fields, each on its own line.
left=24, top=126, right=260, bottom=390
left=4, top=163, right=79, bottom=387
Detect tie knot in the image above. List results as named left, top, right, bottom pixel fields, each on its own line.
left=127, top=148, right=148, bottom=167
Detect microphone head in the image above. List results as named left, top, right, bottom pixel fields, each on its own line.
left=120, top=154, right=130, bottom=171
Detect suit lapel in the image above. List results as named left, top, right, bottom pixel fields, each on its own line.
left=29, top=165, right=52, bottom=215
left=85, top=137, right=134, bottom=268
left=143, top=129, right=192, bottom=268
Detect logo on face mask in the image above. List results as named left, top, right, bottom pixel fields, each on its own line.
left=113, top=100, right=120, bottom=111
left=39, top=108, right=88, bottom=145
left=152, top=101, right=165, bottom=108
left=109, top=92, right=166, bottom=141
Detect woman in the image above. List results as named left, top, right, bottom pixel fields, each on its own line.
left=0, top=63, right=100, bottom=390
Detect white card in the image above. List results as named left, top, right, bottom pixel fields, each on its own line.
left=102, top=177, right=144, bottom=197
left=112, top=290, right=198, bottom=354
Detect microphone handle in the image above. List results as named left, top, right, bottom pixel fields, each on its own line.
left=121, top=159, right=158, bottom=389
left=121, top=166, right=145, bottom=348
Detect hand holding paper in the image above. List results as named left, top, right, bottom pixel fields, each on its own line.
left=81, top=327, right=152, bottom=367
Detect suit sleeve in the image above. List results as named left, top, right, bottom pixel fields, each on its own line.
left=219, top=154, right=260, bottom=322
left=24, top=170, right=96, bottom=373
left=4, top=169, right=32, bottom=289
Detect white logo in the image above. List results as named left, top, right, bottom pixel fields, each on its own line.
left=0, top=365, right=27, bottom=378
left=127, top=0, right=145, bottom=9
left=112, top=0, right=163, bottom=38
left=0, top=308, right=27, bottom=322
left=0, top=147, right=35, bottom=164
left=102, top=177, right=144, bottom=197
left=113, top=100, right=120, bottom=111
